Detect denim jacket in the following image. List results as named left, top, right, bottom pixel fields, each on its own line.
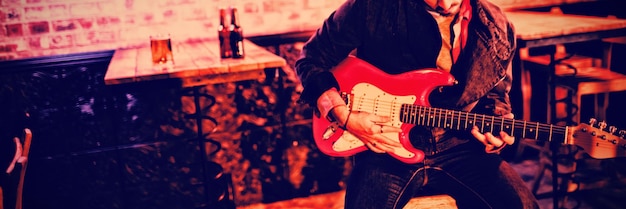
left=296, top=0, right=516, bottom=155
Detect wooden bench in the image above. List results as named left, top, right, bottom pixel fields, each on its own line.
left=237, top=190, right=457, bottom=209
left=404, top=194, right=457, bottom=209
left=491, top=0, right=599, bottom=11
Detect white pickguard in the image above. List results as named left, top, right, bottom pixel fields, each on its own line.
left=331, top=83, right=418, bottom=158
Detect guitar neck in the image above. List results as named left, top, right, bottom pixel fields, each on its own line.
left=399, top=104, right=567, bottom=143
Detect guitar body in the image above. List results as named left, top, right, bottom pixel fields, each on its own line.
left=312, top=56, right=457, bottom=163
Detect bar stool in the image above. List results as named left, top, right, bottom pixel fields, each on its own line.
left=516, top=7, right=626, bottom=125
left=1, top=128, right=32, bottom=209
left=519, top=37, right=626, bottom=209
left=521, top=43, right=626, bottom=125
left=404, top=194, right=456, bottom=209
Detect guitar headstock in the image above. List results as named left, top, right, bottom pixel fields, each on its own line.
left=567, top=120, right=626, bottom=159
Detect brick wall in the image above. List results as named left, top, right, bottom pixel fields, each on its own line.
left=0, top=0, right=343, bottom=61
left=3, top=0, right=597, bottom=61
left=1, top=0, right=599, bottom=61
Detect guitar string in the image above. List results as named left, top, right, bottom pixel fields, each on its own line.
left=355, top=101, right=566, bottom=133
left=349, top=95, right=567, bottom=133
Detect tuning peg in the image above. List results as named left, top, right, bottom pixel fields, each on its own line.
left=609, top=126, right=618, bottom=134
left=589, top=118, right=597, bottom=126
left=619, top=130, right=626, bottom=138
left=599, top=121, right=607, bottom=130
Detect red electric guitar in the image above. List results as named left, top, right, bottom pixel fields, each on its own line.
left=312, top=56, right=626, bottom=164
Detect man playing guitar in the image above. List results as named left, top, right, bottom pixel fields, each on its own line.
left=295, top=0, right=539, bottom=208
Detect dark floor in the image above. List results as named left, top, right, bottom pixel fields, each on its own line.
left=238, top=154, right=626, bottom=209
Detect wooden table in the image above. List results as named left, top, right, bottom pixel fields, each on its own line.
left=104, top=38, right=286, bottom=206
left=506, top=11, right=626, bottom=123
left=104, top=39, right=286, bottom=87
left=507, top=11, right=626, bottom=48
left=507, top=11, right=626, bottom=121
left=505, top=11, right=626, bottom=209
left=496, top=0, right=598, bottom=11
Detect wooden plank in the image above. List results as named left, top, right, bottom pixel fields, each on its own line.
left=578, top=78, right=626, bottom=95
left=202, top=38, right=222, bottom=58
left=404, top=195, right=456, bottom=209
left=226, top=57, right=262, bottom=74
left=180, top=40, right=229, bottom=78
left=556, top=67, right=626, bottom=80
left=135, top=46, right=170, bottom=82
left=181, top=70, right=266, bottom=87
left=248, top=50, right=286, bottom=69
left=507, top=12, right=626, bottom=42
left=167, top=41, right=204, bottom=79
left=199, top=40, right=260, bottom=74
left=104, top=48, right=138, bottom=85
left=244, top=39, right=286, bottom=69
left=495, top=0, right=598, bottom=10
left=237, top=189, right=456, bottom=209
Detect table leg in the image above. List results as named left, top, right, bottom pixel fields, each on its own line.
left=183, top=86, right=234, bottom=209
left=511, top=48, right=524, bottom=122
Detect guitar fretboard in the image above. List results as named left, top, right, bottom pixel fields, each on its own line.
left=399, top=104, right=567, bottom=143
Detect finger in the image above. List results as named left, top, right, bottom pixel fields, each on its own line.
left=377, top=134, right=403, bottom=148
left=382, top=124, right=402, bottom=133
left=484, top=132, right=505, bottom=148
left=486, top=132, right=513, bottom=154
left=499, top=131, right=515, bottom=145
left=502, top=113, right=514, bottom=119
left=366, top=141, right=387, bottom=153
left=379, top=124, right=403, bottom=133
left=471, top=126, right=488, bottom=145
left=484, top=143, right=495, bottom=153
left=374, top=115, right=392, bottom=123
left=367, top=125, right=381, bottom=135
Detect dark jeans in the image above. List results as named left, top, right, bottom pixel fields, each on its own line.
left=344, top=142, right=539, bottom=209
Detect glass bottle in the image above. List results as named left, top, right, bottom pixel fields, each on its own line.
left=218, top=8, right=232, bottom=58
left=229, top=7, right=245, bottom=58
